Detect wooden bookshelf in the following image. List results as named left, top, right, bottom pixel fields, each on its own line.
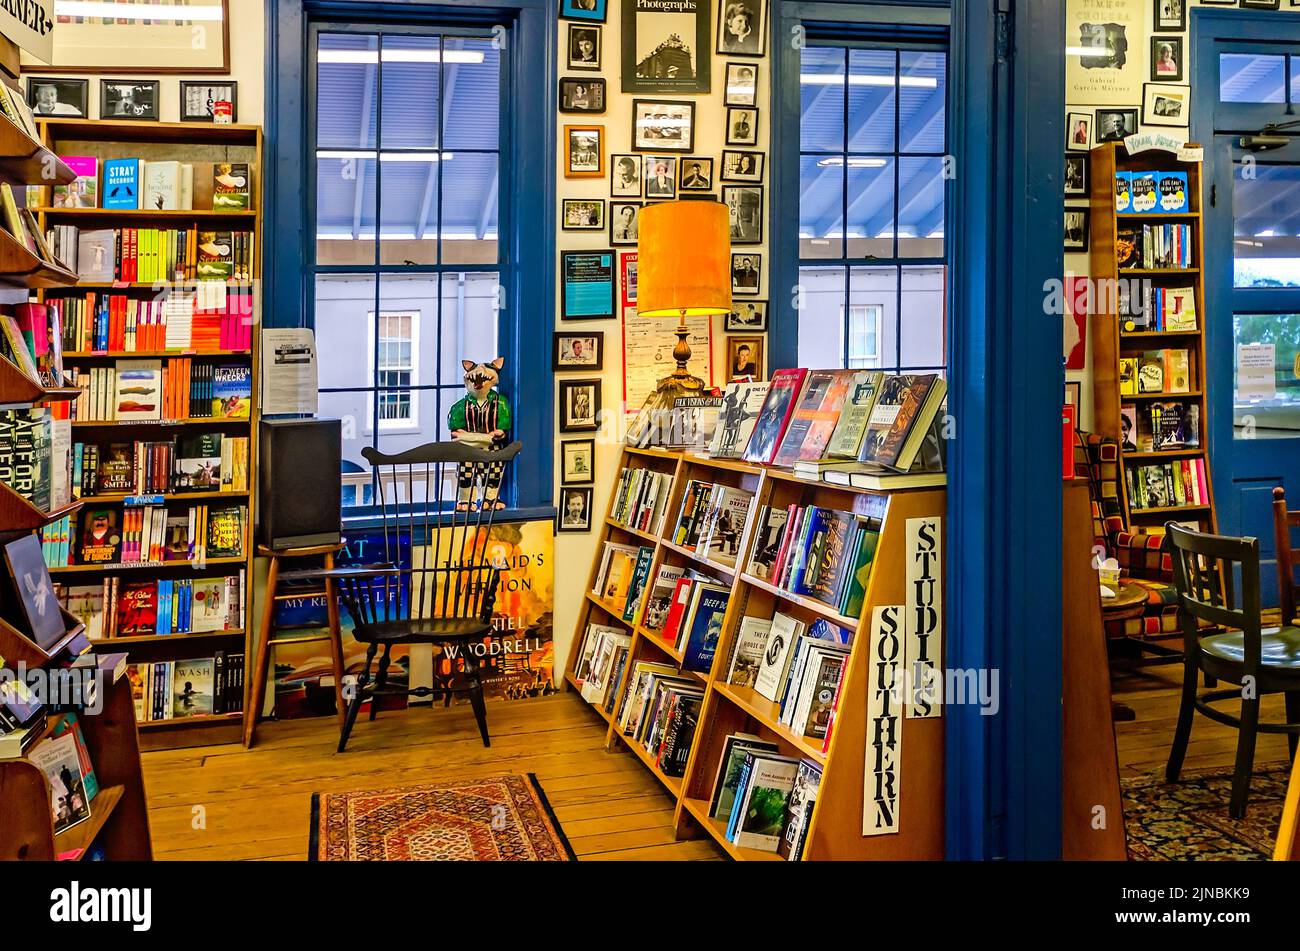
left=32, top=118, right=263, bottom=752
left=1088, top=142, right=1217, bottom=533
left=564, top=447, right=946, bottom=860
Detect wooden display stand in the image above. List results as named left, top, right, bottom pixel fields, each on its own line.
left=1278, top=756, right=1300, bottom=860
left=564, top=446, right=945, bottom=860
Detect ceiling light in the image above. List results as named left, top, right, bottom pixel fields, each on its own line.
left=317, top=49, right=485, bottom=64
left=816, top=157, right=888, bottom=168
left=316, top=150, right=453, bottom=161
left=799, top=74, right=938, bottom=88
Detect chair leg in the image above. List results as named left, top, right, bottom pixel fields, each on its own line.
left=1286, top=691, right=1300, bottom=763
left=1229, top=695, right=1262, bottom=819
left=369, top=645, right=392, bottom=722
left=338, top=644, right=377, bottom=754
left=1165, top=659, right=1199, bottom=782
left=465, top=659, right=490, bottom=748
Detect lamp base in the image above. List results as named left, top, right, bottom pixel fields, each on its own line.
left=624, top=317, right=709, bottom=446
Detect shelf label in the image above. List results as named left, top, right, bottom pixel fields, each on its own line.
left=0, top=0, right=53, bottom=63
left=124, top=495, right=164, bottom=506
left=905, top=516, right=943, bottom=719
left=1124, top=130, right=1189, bottom=155
left=864, top=605, right=904, bottom=837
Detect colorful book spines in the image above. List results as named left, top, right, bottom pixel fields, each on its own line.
left=52, top=288, right=253, bottom=354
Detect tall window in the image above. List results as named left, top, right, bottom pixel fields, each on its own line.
left=796, top=43, right=948, bottom=373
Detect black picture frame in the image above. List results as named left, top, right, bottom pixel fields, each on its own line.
left=179, top=80, right=238, bottom=122
left=610, top=153, right=644, bottom=196
left=631, top=99, right=696, bottom=151
left=1064, top=207, right=1090, bottom=252
left=725, top=299, right=768, bottom=332
left=723, top=184, right=763, bottom=244
left=726, top=106, right=758, bottom=146
left=1094, top=108, right=1138, bottom=143
left=642, top=155, right=678, bottom=199
left=1064, top=154, right=1088, bottom=197
left=559, top=379, right=602, bottom=432
left=561, top=439, right=597, bottom=484
left=559, top=77, right=607, bottom=114
left=621, top=0, right=712, bottom=95
left=26, top=77, right=89, bottom=119
left=553, top=331, right=605, bottom=371
left=557, top=485, right=595, bottom=532
left=561, top=250, right=617, bottom=320
left=731, top=251, right=761, bottom=295
left=609, top=201, right=642, bottom=246
left=1150, top=36, right=1184, bottom=83
left=100, top=80, right=160, bottom=121
left=1152, top=0, right=1187, bottom=32
left=568, top=24, right=603, bottom=71
left=720, top=149, right=763, bottom=182
left=679, top=156, right=714, bottom=191
left=562, top=0, right=608, bottom=22
left=725, top=61, right=758, bottom=105
left=1241, top=0, right=1280, bottom=9
left=716, top=0, right=768, bottom=57
left=1142, top=82, right=1190, bottom=128
left=562, top=198, right=607, bottom=231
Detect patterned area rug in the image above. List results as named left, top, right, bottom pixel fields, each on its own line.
left=310, top=773, right=574, bottom=861
left=1122, top=763, right=1292, bottom=860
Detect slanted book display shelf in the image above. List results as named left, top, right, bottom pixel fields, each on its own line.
left=565, top=446, right=945, bottom=860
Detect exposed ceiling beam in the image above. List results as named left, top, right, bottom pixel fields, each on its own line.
left=1233, top=177, right=1300, bottom=223
left=478, top=172, right=499, bottom=239
left=351, top=60, right=376, bottom=239
left=864, top=160, right=943, bottom=236
left=416, top=48, right=460, bottom=241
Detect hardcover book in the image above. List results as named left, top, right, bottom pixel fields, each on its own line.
left=858, top=373, right=947, bottom=472
left=2, top=534, right=65, bottom=649
left=753, top=611, right=805, bottom=702
left=205, top=505, right=244, bottom=558
left=679, top=582, right=729, bottom=673
left=117, top=581, right=158, bottom=635
left=75, top=229, right=116, bottom=282
left=708, top=379, right=770, bottom=459
left=825, top=370, right=884, bottom=459
left=727, top=616, right=771, bottom=687
left=732, top=752, right=800, bottom=851
left=771, top=368, right=856, bottom=468
left=213, top=163, right=250, bottom=211
left=196, top=231, right=234, bottom=280
left=172, top=658, right=215, bottom=717
left=113, top=360, right=163, bottom=421
left=708, top=733, right=779, bottom=821
left=742, top=368, right=808, bottom=465
left=142, top=160, right=181, bottom=211
left=52, top=156, right=98, bottom=208
left=103, top=159, right=141, bottom=210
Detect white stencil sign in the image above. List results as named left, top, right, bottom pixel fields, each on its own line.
left=906, top=516, right=943, bottom=718
left=864, top=604, right=904, bottom=836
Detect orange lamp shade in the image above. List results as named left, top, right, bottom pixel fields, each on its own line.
left=637, top=200, right=733, bottom=317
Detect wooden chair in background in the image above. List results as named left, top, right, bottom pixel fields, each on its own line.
left=1273, top=486, right=1300, bottom=626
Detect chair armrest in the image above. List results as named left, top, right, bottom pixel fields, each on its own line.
left=277, top=563, right=402, bottom=584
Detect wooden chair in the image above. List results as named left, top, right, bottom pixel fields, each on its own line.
left=1273, top=486, right=1300, bottom=626
left=288, top=439, right=522, bottom=753
left=1164, top=523, right=1300, bottom=818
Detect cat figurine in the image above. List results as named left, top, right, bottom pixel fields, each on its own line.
left=447, top=357, right=511, bottom=510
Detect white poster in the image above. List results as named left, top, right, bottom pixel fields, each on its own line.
left=621, top=315, right=712, bottom=415
left=905, top=516, right=943, bottom=719
left=0, top=0, right=54, bottom=64
left=1065, top=0, right=1144, bottom=105
left=1238, top=343, right=1277, bottom=402
left=864, top=604, right=904, bottom=836
left=261, top=328, right=319, bottom=415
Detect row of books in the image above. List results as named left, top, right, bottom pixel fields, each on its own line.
left=670, top=478, right=755, bottom=568
left=128, top=652, right=246, bottom=724
left=62, top=359, right=252, bottom=422
left=609, top=465, right=673, bottom=536
left=709, top=736, right=822, bottom=858
left=46, top=226, right=255, bottom=283
left=592, top=541, right=654, bottom=624
left=51, top=289, right=255, bottom=354
left=1120, top=401, right=1200, bottom=453
left=618, top=659, right=703, bottom=778
left=1118, top=349, right=1192, bottom=396
left=749, top=504, right=881, bottom=617
left=2, top=303, right=64, bottom=388
left=74, top=433, right=250, bottom=496
left=58, top=572, right=245, bottom=639
left=41, top=502, right=246, bottom=567
left=1115, top=169, right=1190, bottom=215
left=1119, top=283, right=1196, bottom=334
left=0, top=407, right=64, bottom=512
left=1125, top=458, right=1210, bottom=511
left=1116, top=222, right=1194, bottom=270
left=51, top=157, right=251, bottom=212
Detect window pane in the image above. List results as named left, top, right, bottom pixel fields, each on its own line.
left=380, top=34, right=439, bottom=148
left=316, top=156, right=376, bottom=264
left=797, top=265, right=846, bottom=367
left=1220, top=53, right=1286, bottom=104
left=317, top=33, right=378, bottom=150
left=438, top=271, right=501, bottom=386
left=377, top=396, right=463, bottom=509
left=1234, top=163, right=1300, bottom=288
left=443, top=36, right=501, bottom=150
left=898, top=50, right=944, bottom=153
left=899, top=265, right=947, bottom=368
left=800, top=154, right=843, bottom=258
left=322, top=389, right=377, bottom=511
left=379, top=156, right=440, bottom=265
left=801, top=46, right=847, bottom=153
left=845, top=157, right=895, bottom=260
left=847, top=49, right=897, bottom=153
left=379, top=275, right=433, bottom=397
left=1233, top=313, right=1300, bottom=437
left=850, top=266, right=897, bottom=368
left=441, top=152, right=499, bottom=265
left=315, top=274, right=376, bottom=391
left=897, top=156, right=945, bottom=258
left=846, top=305, right=882, bottom=368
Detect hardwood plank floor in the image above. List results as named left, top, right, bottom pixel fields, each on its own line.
left=141, top=692, right=723, bottom=861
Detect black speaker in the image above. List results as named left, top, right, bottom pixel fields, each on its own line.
left=258, top=418, right=343, bottom=551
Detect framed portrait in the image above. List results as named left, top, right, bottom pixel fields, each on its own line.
left=568, top=25, right=603, bottom=70
left=1142, top=83, right=1190, bottom=128
left=631, top=99, right=696, bottom=151
left=553, top=332, right=605, bottom=371
left=559, top=77, right=607, bottom=114
left=726, top=107, right=758, bottom=146
left=21, top=0, right=230, bottom=73
left=1064, top=208, right=1090, bottom=252
left=562, top=439, right=597, bottom=484
left=643, top=155, right=678, bottom=199
left=100, top=80, right=160, bottom=120
left=565, top=125, right=605, bottom=178
left=559, top=379, right=602, bottom=432
left=731, top=252, right=761, bottom=295
left=561, top=250, right=617, bottom=319
left=557, top=485, right=594, bottom=532
left=621, top=0, right=711, bottom=94
left=727, top=336, right=764, bottom=381
left=726, top=299, right=767, bottom=332
left=1150, top=36, right=1184, bottom=83
left=610, top=201, right=642, bottom=246
left=1094, top=108, right=1137, bottom=143
left=563, top=0, right=608, bottom=22
left=610, top=154, right=643, bottom=196
left=679, top=156, right=714, bottom=192
left=1153, top=0, right=1186, bottom=31
left=25, top=78, right=89, bottom=118
left=562, top=198, right=607, bottom=231
left=717, top=0, right=768, bottom=57
left=1064, top=154, right=1088, bottom=197
left=725, top=61, right=758, bottom=105
left=721, top=149, right=764, bottom=182
left=1066, top=0, right=1143, bottom=104
left=180, top=81, right=237, bottom=122
left=1241, top=0, right=1280, bottom=8
left=1065, top=112, right=1092, bottom=151
left=723, top=184, right=763, bottom=244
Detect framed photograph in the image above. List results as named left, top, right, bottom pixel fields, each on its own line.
left=717, top=0, right=768, bottom=56
left=1065, top=112, right=1092, bottom=151
left=1241, top=0, right=1280, bottom=8
left=721, top=149, right=764, bottom=182
left=29, top=0, right=230, bottom=73
left=1065, top=381, right=1082, bottom=413
left=726, top=107, right=759, bottom=146
left=1142, top=83, right=1190, bottom=128
left=1153, top=0, right=1186, bottom=31
left=561, top=250, right=617, bottom=319
left=679, top=156, right=714, bottom=192
left=554, top=332, right=605, bottom=371
left=1064, top=154, right=1088, bottom=197
left=632, top=99, right=696, bottom=151
left=621, top=0, right=711, bottom=94
left=1064, top=208, right=1090, bottom=253
left=563, top=0, right=608, bottom=22
left=562, top=198, right=607, bottom=231
left=562, top=439, right=597, bottom=484
left=26, top=78, right=89, bottom=118
left=1094, top=108, right=1137, bottom=143
left=560, top=77, right=607, bottom=114
left=100, top=80, right=160, bottom=120
left=610, top=154, right=643, bottom=197
left=557, top=485, right=595, bottom=532
left=723, top=184, right=763, bottom=244
left=559, top=379, right=602, bottom=432
left=180, top=81, right=237, bottom=122
left=725, top=61, right=758, bottom=105
left=643, top=155, right=678, bottom=198
left=610, top=201, right=642, bottom=246
left=1150, top=36, right=1184, bottom=83
left=731, top=252, right=761, bottom=295
left=727, top=336, right=764, bottom=381
left=568, top=25, right=603, bottom=70
left=726, top=299, right=767, bottom=332
left=564, top=125, right=605, bottom=178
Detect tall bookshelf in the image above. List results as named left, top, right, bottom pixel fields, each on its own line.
left=1088, top=142, right=1217, bottom=533
left=31, top=119, right=262, bottom=751
left=564, top=446, right=945, bottom=860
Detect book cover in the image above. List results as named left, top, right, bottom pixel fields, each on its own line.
left=212, top=365, right=252, bottom=418
left=772, top=368, right=856, bottom=468
left=79, top=507, right=121, bottom=563
left=205, top=505, right=244, bottom=558
left=709, top=734, right=779, bottom=821
left=753, top=611, right=805, bottom=702
left=2, top=534, right=64, bottom=649
left=52, top=156, right=98, bottom=208
left=1138, top=353, right=1165, bottom=393
left=96, top=443, right=134, bottom=492
left=727, top=616, right=771, bottom=687
left=742, top=368, right=809, bottom=465
left=776, top=760, right=822, bottom=861
left=1120, top=404, right=1138, bottom=452
left=825, top=370, right=884, bottom=459
left=747, top=505, right=788, bottom=580
left=117, top=581, right=158, bottom=635
left=113, top=360, right=163, bottom=421
left=196, top=231, right=234, bottom=280
left=680, top=582, right=729, bottom=673
left=796, top=508, right=855, bottom=605
left=1163, top=286, right=1197, bottom=331
left=63, top=585, right=105, bottom=641
left=839, top=520, right=881, bottom=619
left=103, top=159, right=141, bottom=209
left=1164, top=349, right=1190, bottom=393
left=142, top=160, right=181, bottom=210
left=733, top=753, right=800, bottom=851
left=213, top=163, right=250, bottom=211
left=858, top=373, right=945, bottom=471
left=49, top=711, right=99, bottom=803
left=708, top=379, right=770, bottom=459
left=642, top=564, right=685, bottom=631
left=173, top=433, right=222, bottom=491
left=29, top=733, right=91, bottom=833
left=172, top=658, right=215, bottom=717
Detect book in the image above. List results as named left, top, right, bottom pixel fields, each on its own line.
left=772, top=369, right=856, bottom=467
left=742, top=368, right=808, bottom=464
left=794, top=507, right=856, bottom=606
left=731, top=751, right=800, bottom=850
left=53, top=156, right=98, bottom=208
left=858, top=373, right=947, bottom=472
left=172, top=658, right=215, bottom=717
left=679, top=582, right=729, bottom=673
left=708, top=733, right=779, bottom=821
left=1163, top=286, right=1197, bottom=331
left=727, top=616, right=771, bottom=687
left=2, top=534, right=65, bottom=649
left=196, top=231, right=234, bottom=280
left=103, top=159, right=141, bottom=210
left=777, top=760, right=822, bottom=861
left=839, top=518, right=881, bottom=619
left=825, top=370, right=884, bottom=458
left=79, top=507, right=121, bottom=563
left=29, top=733, right=91, bottom=834
left=211, top=364, right=252, bottom=418
left=747, top=505, right=788, bottom=580
left=1138, top=352, right=1165, bottom=393
left=205, top=505, right=245, bottom=558
left=1119, top=357, right=1138, bottom=395
left=642, top=564, right=684, bottom=632
left=173, top=433, right=222, bottom=491
left=76, top=229, right=116, bottom=282
left=117, top=581, right=158, bottom=635
left=213, top=163, right=251, bottom=211
left=113, top=360, right=163, bottom=421
left=707, top=379, right=770, bottom=459
left=753, top=611, right=805, bottom=702
left=1164, top=349, right=1191, bottom=393
left=48, top=712, right=99, bottom=804
left=143, top=160, right=181, bottom=211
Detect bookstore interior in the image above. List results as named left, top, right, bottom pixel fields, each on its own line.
left=3, top=0, right=1300, bottom=904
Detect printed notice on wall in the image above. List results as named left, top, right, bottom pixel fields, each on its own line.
left=1238, top=343, right=1277, bottom=402
left=621, top=315, right=713, bottom=416
left=864, top=605, right=904, bottom=836
left=905, top=516, right=943, bottom=719
left=261, top=328, right=319, bottom=415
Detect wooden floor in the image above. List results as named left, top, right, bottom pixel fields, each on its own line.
left=141, top=692, right=722, bottom=861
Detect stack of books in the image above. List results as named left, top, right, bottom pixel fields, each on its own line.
left=573, top=623, right=631, bottom=710
left=1125, top=458, right=1210, bottom=511
left=747, top=503, right=881, bottom=618
left=57, top=573, right=245, bottom=639
left=706, top=732, right=823, bottom=858
left=1115, top=222, right=1194, bottom=270
left=127, top=652, right=246, bottom=723
left=591, top=541, right=655, bottom=624
left=52, top=288, right=255, bottom=353
left=613, top=659, right=704, bottom=777
left=609, top=465, right=672, bottom=535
